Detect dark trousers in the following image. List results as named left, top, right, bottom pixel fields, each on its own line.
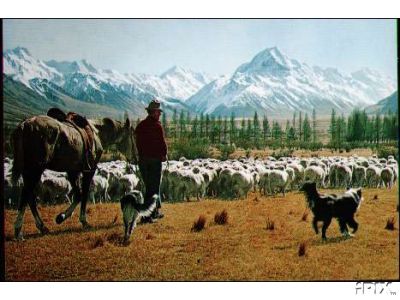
left=138, top=158, right=162, bottom=209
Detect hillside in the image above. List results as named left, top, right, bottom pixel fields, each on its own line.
left=365, top=91, right=398, bottom=114
left=3, top=75, right=129, bottom=128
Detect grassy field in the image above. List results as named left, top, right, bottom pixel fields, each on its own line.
left=4, top=186, right=399, bottom=281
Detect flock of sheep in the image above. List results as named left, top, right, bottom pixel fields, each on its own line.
left=4, top=154, right=398, bottom=208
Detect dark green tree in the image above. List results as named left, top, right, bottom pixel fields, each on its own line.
left=312, top=108, right=317, bottom=143
left=329, top=109, right=337, bottom=148
left=262, top=115, right=270, bottom=143
left=191, top=115, right=198, bottom=139
left=199, top=113, right=204, bottom=138
left=298, top=111, right=303, bottom=143
left=162, top=111, right=168, bottom=137
left=302, top=113, right=312, bottom=143
left=172, top=108, right=178, bottom=139
left=229, top=112, right=236, bottom=145
left=205, top=114, right=210, bottom=139
left=375, top=113, right=382, bottom=143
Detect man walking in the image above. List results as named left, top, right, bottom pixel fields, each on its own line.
left=135, top=99, right=167, bottom=223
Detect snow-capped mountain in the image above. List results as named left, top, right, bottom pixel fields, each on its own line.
left=3, top=46, right=396, bottom=119
left=187, top=47, right=396, bottom=117
left=4, top=47, right=64, bottom=91
left=3, top=47, right=214, bottom=117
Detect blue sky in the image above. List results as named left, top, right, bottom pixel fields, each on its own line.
left=3, top=19, right=397, bottom=79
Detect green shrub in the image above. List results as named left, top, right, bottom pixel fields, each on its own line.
left=271, top=148, right=294, bottom=159
left=376, top=145, right=398, bottom=159
left=169, top=138, right=210, bottom=160
left=218, top=143, right=236, bottom=160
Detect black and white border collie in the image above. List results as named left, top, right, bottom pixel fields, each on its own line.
left=120, top=191, right=158, bottom=243
left=299, top=181, right=363, bottom=241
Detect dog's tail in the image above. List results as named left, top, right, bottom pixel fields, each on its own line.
left=120, top=193, right=158, bottom=218
left=134, top=194, right=158, bottom=217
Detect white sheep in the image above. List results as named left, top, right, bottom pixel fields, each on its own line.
left=366, top=165, right=382, bottom=188
left=89, top=175, right=110, bottom=203
left=336, top=164, right=353, bottom=188
left=304, top=165, right=325, bottom=188
left=352, top=165, right=367, bottom=188
left=36, top=171, right=72, bottom=205
left=268, top=169, right=289, bottom=197
left=381, top=167, right=394, bottom=189
left=230, top=169, right=253, bottom=199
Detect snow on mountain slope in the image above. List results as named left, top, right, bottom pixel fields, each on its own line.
left=3, top=46, right=396, bottom=118
left=4, top=48, right=213, bottom=106
left=187, top=47, right=396, bottom=117
left=4, top=47, right=63, bottom=90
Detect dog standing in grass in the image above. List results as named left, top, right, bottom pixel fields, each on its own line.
left=299, top=181, right=363, bottom=241
left=120, top=191, right=158, bottom=243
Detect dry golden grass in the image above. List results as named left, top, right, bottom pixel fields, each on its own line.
left=4, top=186, right=399, bottom=281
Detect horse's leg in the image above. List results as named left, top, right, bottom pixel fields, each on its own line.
left=56, top=171, right=81, bottom=224
left=14, top=192, right=28, bottom=240
left=79, top=170, right=96, bottom=228
left=14, top=169, right=48, bottom=239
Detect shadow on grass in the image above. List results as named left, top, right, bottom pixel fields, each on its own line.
left=311, top=235, right=354, bottom=246
left=271, top=235, right=353, bottom=251
left=5, top=222, right=122, bottom=242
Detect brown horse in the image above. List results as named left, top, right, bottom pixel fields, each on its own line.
left=11, top=114, right=136, bottom=240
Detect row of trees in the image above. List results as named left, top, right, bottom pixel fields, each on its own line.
left=155, top=108, right=321, bottom=151
left=329, top=109, right=398, bottom=150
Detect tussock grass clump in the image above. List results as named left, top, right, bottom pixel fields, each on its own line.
left=214, top=209, right=228, bottom=225
left=146, top=233, right=155, bottom=240
left=266, top=218, right=275, bottom=230
left=111, top=215, right=118, bottom=225
left=385, top=217, right=396, bottom=231
left=298, top=242, right=307, bottom=257
left=373, top=194, right=379, bottom=200
left=191, top=215, right=206, bottom=232
left=90, top=236, right=105, bottom=249
left=301, top=210, right=308, bottom=222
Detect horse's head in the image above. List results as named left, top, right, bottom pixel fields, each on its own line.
left=115, top=118, right=137, bottom=163
left=96, top=117, right=137, bottom=163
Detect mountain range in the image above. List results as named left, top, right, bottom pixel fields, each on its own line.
left=3, top=46, right=397, bottom=123
left=187, top=47, right=396, bottom=117
left=364, top=91, right=398, bottom=114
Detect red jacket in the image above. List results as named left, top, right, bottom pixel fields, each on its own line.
left=135, top=116, right=168, bottom=161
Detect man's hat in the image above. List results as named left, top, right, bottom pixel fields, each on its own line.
left=145, top=99, right=163, bottom=112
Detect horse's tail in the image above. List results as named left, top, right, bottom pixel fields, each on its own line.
left=11, top=124, right=24, bottom=184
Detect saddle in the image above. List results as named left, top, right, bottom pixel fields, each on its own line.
left=47, top=108, right=96, bottom=170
